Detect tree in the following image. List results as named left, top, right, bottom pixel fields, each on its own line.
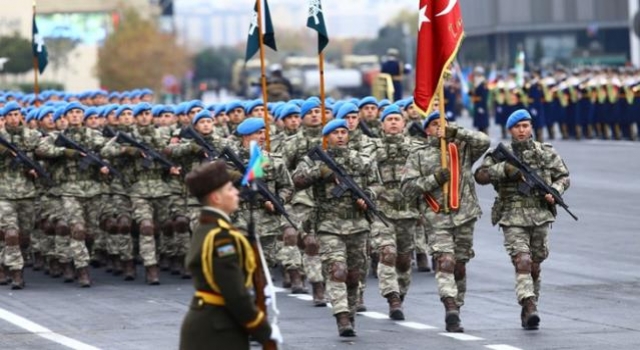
left=97, top=8, right=189, bottom=91
left=193, top=47, right=241, bottom=88
left=45, top=37, right=81, bottom=73
left=0, top=33, right=33, bottom=75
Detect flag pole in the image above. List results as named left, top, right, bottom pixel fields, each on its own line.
left=319, top=52, right=328, bottom=149
left=256, top=0, right=271, bottom=152
left=437, top=83, right=449, bottom=213
left=32, top=1, right=40, bottom=104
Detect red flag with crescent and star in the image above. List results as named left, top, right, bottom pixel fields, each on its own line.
left=413, top=0, right=464, bottom=114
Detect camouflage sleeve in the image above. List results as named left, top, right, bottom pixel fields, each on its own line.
left=291, top=155, right=321, bottom=190
left=273, top=155, right=294, bottom=204
left=100, top=136, right=125, bottom=158
left=455, top=127, right=491, bottom=162
left=90, top=129, right=107, bottom=151
left=400, top=149, right=440, bottom=198
left=166, top=139, right=196, bottom=158
left=35, top=134, right=65, bottom=159
left=543, top=144, right=570, bottom=195
left=363, top=155, right=383, bottom=200
left=474, top=151, right=506, bottom=185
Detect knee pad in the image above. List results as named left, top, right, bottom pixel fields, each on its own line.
left=514, top=253, right=532, bottom=274
left=379, top=245, right=397, bottom=267
left=173, top=216, right=190, bottom=233
left=454, top=262, right=466, bottom=281
left=139, top=220, right=155, bottom=236
left=104, top=217, right=118, bottom=235
left=4, top=229, right=19, bottom=246
left=396, top=252, right=412, bottom=272
left=117, top=216, right=132, bottom=234
left=303, top=235, right=319, bottom=256
left=437, top=254, right=456, bottom=273
left=71, top=224, right=87, bottom=241
left=43, top=220, right=55, bottom=236
left=346, top=269, right=360, bottom=288
left=329, top=262, right=347, bottom=283
left=55, top=222, right=70, bottom=236
left=282, top=228, right=298, bottom=246
left=161, top=220, right=173, bottom=236
left=531, top=262, right=541, bottom=280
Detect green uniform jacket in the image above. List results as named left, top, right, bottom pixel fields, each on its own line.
left=179, top=207, right=271, bottom=350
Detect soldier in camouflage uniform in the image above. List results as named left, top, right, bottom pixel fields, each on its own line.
left=270, top=103, right=301, bottom=153
left=225, top=101, right=246, bottom=135
left=0, top=102, right=41, bottom=289
left=358, top=96, right=382, bottom=138
left=100, top=105, right=137, bottom=281
left=369, top=105, right=424, bottom=320
left=229, top=118, right=302, bottom=293
left=281, top=103, right=326, bottom=305
left=37, top=102, right=110, bottom=287
left=474, top=109, right=570, bottom=330
left=101, top=103, right=182, bottom=285
left=401, top=111, right=490, bottom=332
left=292, top=119, right=381, bottom=337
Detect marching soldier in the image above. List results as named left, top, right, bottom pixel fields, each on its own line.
left=401, top=111, right=490, bottom=332
left=474, top=109, right=570, bottom=330
left=358, top=96, right=382, bottom=137
left=471, top=66, right=489, bottom=134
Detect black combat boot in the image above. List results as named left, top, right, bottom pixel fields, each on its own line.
left=50, top=260, right=62, bottom=278
left=146, top=265, right=160, bottom=285
left=76, top=267, right=91, bottom=288
left=62, top=263, right=75, bottom=283
left=123, top=260, right=136, bottom=281
left=370, top=252, right=379, bottom=279
left=335, top=312, right=356, bottom=337
left=112, top=256, right=123, bottom=276
left=521, top=297, right=540, bottom=330
left=312, top=282, right=327, bottom=307
left=289, top=269, right=307, bottom=294
left=10, top=269, right=25, bottom=290
left=33, top=252, right=44, bottom=271
left=386, top=292, right=405, bottom=320
left=443, top=297, right=464, bottom=332
left=0, top=266, right=7, bottom=285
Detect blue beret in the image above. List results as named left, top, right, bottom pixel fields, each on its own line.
left=63, top=101, right=85, bottom=115
left=192, top=110, right=213, bottom=125
left=140, top=88, right=153, bottom=96
left=2, top=101, right=21, bottom=115
left=212, top=104, right=225, bottom=117
left=245, top=99, right=264, bottom=114
left=187, top=100, right=205, bottom=113
left=120, top=92, right=132, bottom=99
left=300, top=98, right=320, bottom=118
left=101, top=104, right=119, bottom=118
left=402, top=97, right=414, bottom=110
left=206, top=104, right=217, bottom=112
left=133, top=102, right=152, bottom=116
left=115, top=105, right=133, bottom=118
left=380, top=104, right=402, bottom=122
left=25, top=109, right=38, bottom=122
left=322, top=119, right=348, bottom=136
left=108, top=92, right=121, bottom=100
left=358, top=96, right=378, bottom=108
left=37, top=106, right=55, bottom=121
left=161, top=105, right=175, bottom=114
left=336, top=102, right=359, bottom=120
left=423, top=111, right=444, bottom=129
left=506, top=109, right=532, bottom=129
left=53, top=107, right=66, bottom=122
left=325, top=97, right=336, bottom=105
left=175, top=102, right=189, bottom=115
left=289, top=99, right=305, bottom=107
left=93, top=90, right=108, bottom=98
left=130, top=89, right=142, bottom=98
left=225, top=100, right=244, bottom=114
left=151, top=105, right=164, bottom=117
left=84, top=107, right=98, bottom=119
left=331, top=101, right=345, bottom=116
left=349, top=98, right=359, bottom=105
left=378, top=99, right=391, bottom=109
left=279, top=103, right=301, bottom=120
left=237, top=117, right=265, bottom=136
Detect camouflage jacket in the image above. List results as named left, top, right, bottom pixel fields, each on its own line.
left=281, top=126, right=323, bottom=208
left=370, top=134, right=423, bottom=220
left=230, top=146, right=294, bottom=236
left=401, top=127, right=491, bottom=229
left=364, top=119, right=383, bottom=138
left=36, top=126, right=106, bottom=198
left=292, top=146, right=381, bottom=235
left=101, top=125, right=173, bottom=198
left=99, top=125, right=137, bottom=195
left=349, top=128, right=376, bottom=155
left=0, top=126, right=42, bottom=199
left=271, top=128, right=300, bottom=154
left=476, top=139, right=570, bottom=227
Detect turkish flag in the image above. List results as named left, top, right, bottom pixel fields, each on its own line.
left=414, top=0, right=464, bottom=114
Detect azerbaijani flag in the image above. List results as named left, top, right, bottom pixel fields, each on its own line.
left=241, top=140, right=268, bottom=186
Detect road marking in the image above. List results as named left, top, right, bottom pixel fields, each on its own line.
left=272, top=286, right=287, bottom=293
left=288, top=294, right=313, bottom=301
left=395, top=321, right=437, bottom=330
left=485, top=345, right=523, bottom=350
left=0, top=307, right=101, bottom=350
left=438, top=333, right=484, bottom=341
left=357, top=311, right=388, bottom=319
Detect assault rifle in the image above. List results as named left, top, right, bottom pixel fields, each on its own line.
left=115, top=132, right=178, bottom=171
left=55, top=133, right=128, bottom=186
left=181, top=127, right=221, bottom=161
left=102, top=125, right=117, bottom=138
left=358, top=120, right=377, bottom=138
left=408, top=121, right=426, bottom=138
left=220, top=147, right=298, bottom=230
left=0, top=135, right=54, bottom=186
left=307, top=145, right=391, bottom=227
left=492, top=143, right=578, bottom=221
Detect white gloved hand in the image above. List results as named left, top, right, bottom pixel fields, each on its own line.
left=478, top=107, right=485, bottom=114
left=531, top=108, right=538, bottom=116
left=270, top=324, right=284, bottom=344
left=264, top=285, right=275, bottom=307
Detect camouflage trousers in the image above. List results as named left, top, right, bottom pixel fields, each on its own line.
left=39, top=195, right=60, bottom=261
left=160, top=194, right=190, bottom=259
left=371, top=219, right=417, bottom=297
left=102, top=194, right=134, bottom=261
left=318, top=232, right=368, bottom=315
left=292, top=203, right=323, bottom=283
left=259, top=235, right=282, bottom=268
left=91, top=194, right=111, bottom=256
left=132, top=196, right=170, bottom=266
left=414, top=223, right=428, bottom=254
left=0, top=199, right=36, bottom=271
left=57, top=196, right=99, bottom=269
left=428, top=219, right=476, bottom=307
left=502, top=224, right=549, bottom=303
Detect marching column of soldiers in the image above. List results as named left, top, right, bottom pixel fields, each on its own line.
left=0, top=86, right=572, bottom=337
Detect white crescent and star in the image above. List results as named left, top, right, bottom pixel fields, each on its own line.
left=435, top=0, right=458, bottom=17
left=418, top=5, right=430, bottom=30
left=419, top=0, right=458, bottom=31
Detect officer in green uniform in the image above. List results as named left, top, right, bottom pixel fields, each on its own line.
left=179, top=160, right=281, bottom=350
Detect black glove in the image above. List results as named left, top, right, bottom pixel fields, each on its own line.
left=504, top=163, right=521, bottom=180
left=319, top=164, right=334, bottom=180
left=444, top=126, right=458, bottom=139
left=64, top=149, right=81, bottom=159
left=434, top=168, right=450, bottom=185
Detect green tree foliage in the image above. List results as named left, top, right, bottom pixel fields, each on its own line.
left=0, top=33, right=33, bottom=74
left=193, top=47, right=241, bottom=87
left=97, top=9, right=189, bottom=91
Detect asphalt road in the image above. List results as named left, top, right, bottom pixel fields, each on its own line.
left=1, top=122, right=640, bottom=350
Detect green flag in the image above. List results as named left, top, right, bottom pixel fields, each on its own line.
left=307, top=0, right=329, bottom=53
left=32, top=14, right=48, bottom=74
left=245, top=0, right=277, bottom=62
